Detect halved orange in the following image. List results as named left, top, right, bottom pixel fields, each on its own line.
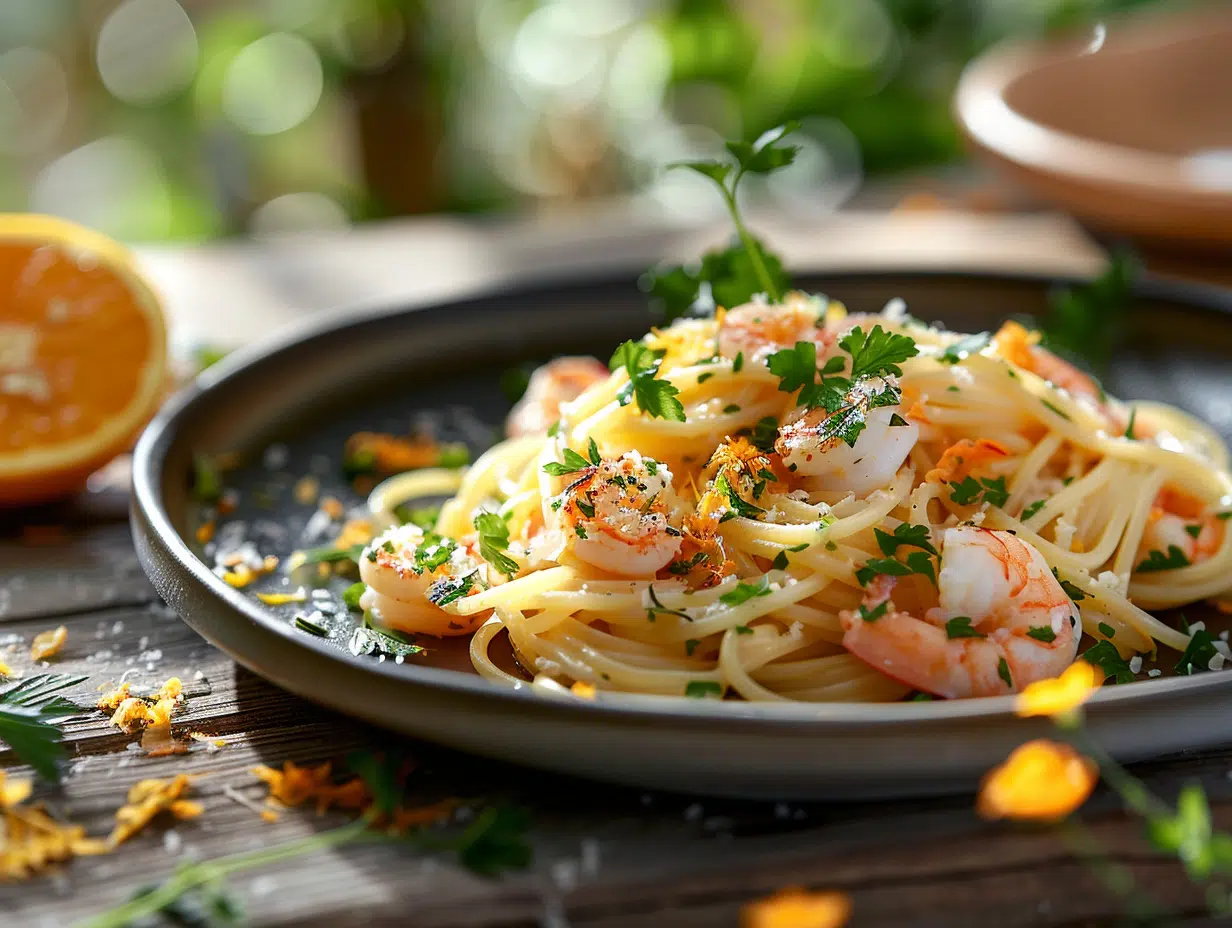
left=0, top=215, right=167, bottom=506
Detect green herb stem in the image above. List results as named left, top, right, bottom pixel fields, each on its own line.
left=720, top=183, right=777, bottom=301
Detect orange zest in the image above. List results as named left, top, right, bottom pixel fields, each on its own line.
left=977, top=739, right=1097, bottom=822
left=925, top=438, right=1010, bottom=485
left=742, top=888, right=852, bottom=928
left=0, top=214, right=167, bottom=506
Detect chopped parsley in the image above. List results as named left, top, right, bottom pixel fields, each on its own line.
left=394, top=503, right=441, bottom=530
left=610, top=341, right=686, bottom=421
left=997, top=657, right=1013, bottom=688
left=1041, top=398, right=1071, bottom=421
left=786, top=542, right=810, bottom=552
left=1098, top=622, right=1117, bottom=639
left=874, top=523, right=937, bottom=558
left=1175, top=629, right=1220, bottom=675
left=734, top=625, right=754, bottom=635
left=722, top=404, right=741, bottom=414
left=855, top=551, right=936, bottom=587
left=295, top=615, right=329, bottom=637
left=719, top=576, right=772, bottom=607
left=945, top=616, right=985, bottom=639
left=647, top=585, right=694, bottom=623
left=1052, top=567, right=1088, bottom=603
left=888, top=413, right=909, bottom=427
left=697, top=372, right=714, bottom=385
left=667, top=552, right=709, bottom=575
left=1136, top=545, right=1191, bottom=574
left=191, top=454, right=222, bottom=503
left=939, top=331, right=990, bottom=365
left=948, top=475, right=1008, bottom=508
left=301, top=543, right=367, bottom=565
left=546, top=420, right=562, bottom=437
left=1026, top=626, right=1057, bottom=643
left=841, top=325, right=919, bottom=381
left=733, top=352, right=744, bottom=372
left=1185, top=524, right=1203, bottom=540
left=474, top=512, right=519, bottom=577
left=1125, top=406, right=1137, bottom=439
left=715, top=473, right=764, bottom=519
left=684, top=681, right=724, bottom=699
left=859, top=601, right=888, bottom=622
left=438, top=444, right=470, bottom=469
left=1021, top=499, right=1047, bottom=521
left=411, top=533, right=457, bottom=574
left=1082, top=640, right=1136, bottom=684
left=770, top=550, right=790, bottom=571
left=744, top=416, right=779, bottom=452
left=343, top=582, right=366, bottom=611
left=543, top=439, right=601, bottom=476
left=1041, top=250, right=1136, bottom=377
left=427, top=571, right=476, bottom=607
left=684, top=639, right=700, bottom=656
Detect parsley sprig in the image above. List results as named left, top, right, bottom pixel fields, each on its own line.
left=647, top=122, right=801, bottom=319
left=1136, top=545, right=1191, bottom=574
left=949, top=475, right=1009, bottom=508
left=474, top=511, right=519, bottom=577
left=610, top=341, right=686, bottom=422
left=0, top=673, right=86, bottom=782
left=766, top=325, right=918, bottom=448
left=542, top=438, right=602, bottom=477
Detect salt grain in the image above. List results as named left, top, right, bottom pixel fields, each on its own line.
left=163, top=830, right=182, bottom=854
left=1148, top=669, right=1162, bottom=677
left=1210, top=652, right=1226, bottom=672
left=1129, top=656, right=1143, bottom=674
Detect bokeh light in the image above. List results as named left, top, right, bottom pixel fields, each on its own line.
left=96, top=0, right=198, bottom=105
left=222, top=32, right=323, bottom=135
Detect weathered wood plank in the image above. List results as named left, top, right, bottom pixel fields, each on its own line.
left=3, top=502, right=1232, bottom=927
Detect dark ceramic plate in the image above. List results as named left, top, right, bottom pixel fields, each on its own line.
left=132, top=271, right=1232, bottom=800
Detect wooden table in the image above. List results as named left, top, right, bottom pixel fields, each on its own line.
left=2, top=210, right=1226, bottom=927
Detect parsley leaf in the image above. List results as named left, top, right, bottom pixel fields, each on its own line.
left=646, top=585, right=695, bottom=623
left=939, top=331, right=990, bottom=365
left=948, top=475, right=1008, bottom=508
left=855, top=551, right=936, bottom=587
left=427, top=571, right=476, bottom=607
left=610, top=341, right=686, bottom=422
left=719, top=576, right=772, bottom=606
left=1042, top=250, right=1136, bottom=377
left=770, top=550, right=790, bottom=571
left=874, top=523, right=938, bottom=558
left=1052, top=567, right=1088, bottom=603
left=715, top=474, right=764, bottom=519
left=343, top=582, right=366, bottom=611
left=1021, top=499, right=1047, bottom=521
left=474, top=512, right=519, bottom=577
left=839, top=325, right=919, bottom=380
left=945, top=617, right=985, bottom=639
left=1098, top=622, right=1116, bottom=638
left=1027, top=626, right=1057, bottom=643
left=744, top=416, right=779, bottom=453
left=412, top=533, right=457, bottom=574
left=685, top=681, right=724, bottom=699
left=1176, top=630, right=1220, bottom=676
left=859, top=601, right=889, bottom=622
left=543, top=447, right=593, bottom=476
left=1082, top=640, right=1136, bottom=683
left=455, top=804, right=535, bottom=876
left=997, top=658, right=1013, bottom=688
left=0, top=674, right=86, bottom=782
left=766, top=341, right=818, bottom=394
left=667, top=122, right=801, bottom=304
left=1136, top=545, right=1191, bottom=573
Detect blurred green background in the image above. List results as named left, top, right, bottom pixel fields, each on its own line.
left=0, top=0, right=1166, bottom=242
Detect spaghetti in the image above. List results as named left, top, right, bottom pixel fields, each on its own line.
left=356, top=293, right=1232, bottom=702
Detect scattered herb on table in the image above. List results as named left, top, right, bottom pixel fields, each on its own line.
left=0, top=674, right=87, bottom=782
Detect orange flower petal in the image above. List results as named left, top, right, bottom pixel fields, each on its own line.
left=1016, top=662, right=1099, bottom=719
left=742, top=888, right=852, bottom=928
left=978, top=739, right=1097, bottom=822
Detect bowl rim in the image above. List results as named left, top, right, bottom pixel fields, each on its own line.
left=954, top=10, right=1232, bottom=205
left=131, top=267, right=1232, bottom=733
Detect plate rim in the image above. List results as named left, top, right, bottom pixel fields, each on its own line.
left=131, top=267, right=1232, bottom=730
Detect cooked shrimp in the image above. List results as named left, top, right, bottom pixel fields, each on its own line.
left=994, top=321, right=1109, bottom=413
left=358, top=524, right=490, bottom=637
left=841, top=527, right=1080, bottom=697
left=553, top=451, right=681, bottom=577
left=506, top=356, right=609, bottom=437
left=1138, top=486, right=1225, bottom=566
left=717, top=293, right=834, bottom=363
left=925, top=438, right=1011, bottom=485
left=776, top=383, right=919, bottom=496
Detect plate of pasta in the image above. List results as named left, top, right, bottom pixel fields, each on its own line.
left=132, top=265, right=1232, bottom=798
left=131, top=124, right=1232, bottom=798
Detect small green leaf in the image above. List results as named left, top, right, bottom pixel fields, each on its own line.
left=685, top=681, right=723, bottom=699
left=939, top=331, right=990, bottom=365
left=997, top=658, right=1012, bottom=688
left=1082, top=640, right=1136, bottom=683
left=343, top=582, right=366, bottom=611
left=1026, top=626, right=1056, bottom=643
left=720, top=576, right=772, bottom=607
left=1137, top=545, right=1191, bottom=574
left=945, top=616, right=985, bottom=639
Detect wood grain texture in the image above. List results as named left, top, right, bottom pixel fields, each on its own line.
left=2, top=497, right=1229, bottom=927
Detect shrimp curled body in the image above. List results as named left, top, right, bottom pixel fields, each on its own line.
left=552, top=451, right=681, bottom=577
left=506, top=356, right=609, bottom=438
left=841, top=527, right=1080, bottom=697
left=359, top=524, right=490, bottom=637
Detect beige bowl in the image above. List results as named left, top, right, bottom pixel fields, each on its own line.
left=955, top=6, right=1232, bottom=258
